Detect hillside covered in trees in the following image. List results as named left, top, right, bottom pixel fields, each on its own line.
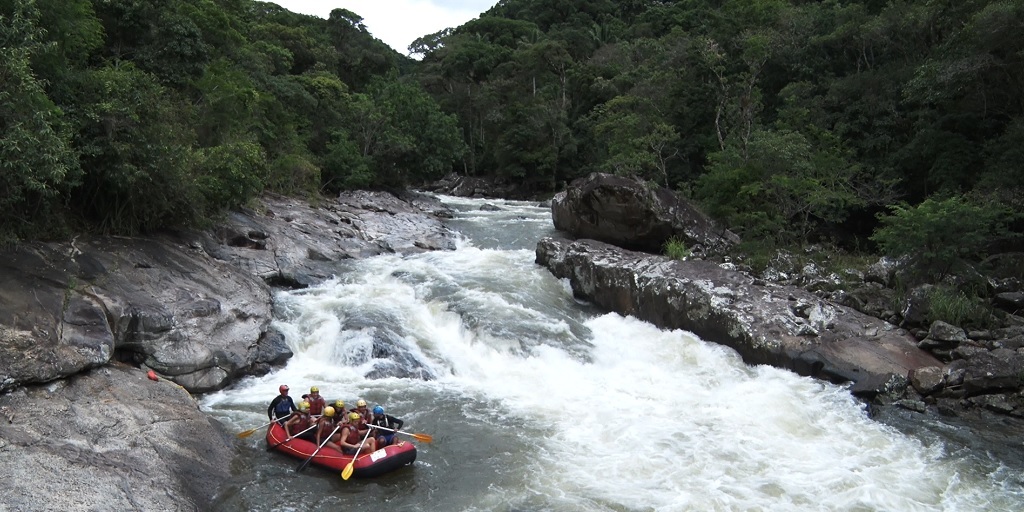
left=413, top=0, right=1021, bottom=253
left=2, top=0, right=464, bottom=239
left=3, top=0, right=1022, bottom=289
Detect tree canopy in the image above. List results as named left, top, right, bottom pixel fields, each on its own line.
left=412, top=0, right=1023, bottom=261
left=0, top=0, right=463, bottom=240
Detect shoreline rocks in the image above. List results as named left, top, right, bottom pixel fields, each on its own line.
left=0, top=191, right=458, bottom=511
left=536, top=237, right=942, bottom=397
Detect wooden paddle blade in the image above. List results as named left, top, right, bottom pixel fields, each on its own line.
left=236, top=429, right=257, bottom=438
left=341, top=461, right=355, bottom=480
left=411, top=432, right=433, bottom=443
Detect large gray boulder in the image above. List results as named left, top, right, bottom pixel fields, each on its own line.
left=0, top=235, right=275, bottom=394
left=551, top=173, right=738, bottom=256
left=0, top=192, right=458, bottom=394
left=206, top=192, right=456, bottom=288
left=0, top=365, right=233, bottom=511
left=536, top=237, right=943, bottom=396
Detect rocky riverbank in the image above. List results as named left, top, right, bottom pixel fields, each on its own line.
left=536, top=172, right=1024, bottom=466
left=0, top=191, right=458, bottom=510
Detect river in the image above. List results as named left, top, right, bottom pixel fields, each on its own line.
left=200, top=195, right=1024, bottom=511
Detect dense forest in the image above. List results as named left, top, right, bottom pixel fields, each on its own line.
left=1, top=0, right=464, bottom=239
left=413, top=0, right=1022, bottom=258
left=2, top=0, right=1022, bottom=284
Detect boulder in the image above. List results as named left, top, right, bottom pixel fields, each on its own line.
left=550, top=173, right=738, bottom=257
left=962, top=348, right=1024, bottom=396
left=0, top=236, right=273, bottom=394
left=0, top=365, right=233, bottom=510
left=536, top=237, right=943, bottom=396
left=0, top=193, right=459, bottom=394
left=910, top=366, right=945, bottom=395
left=210, top=192, right=456, bottom=288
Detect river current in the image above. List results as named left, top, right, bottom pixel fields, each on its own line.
left=200, top=195, right=1024, bottom=511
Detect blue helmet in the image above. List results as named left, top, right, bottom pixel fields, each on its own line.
left=373, top=405, right=384, bottom=415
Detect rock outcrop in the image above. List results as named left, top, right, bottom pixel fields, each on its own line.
left=551, top=173, right=739, bottom=257
left=536, top=237, right=942, bottom=397
left=0, top=191, right=457, bottom=510
left=0, top=192, right=456, bottom=395
left=0, top=364, right=233, bottom=511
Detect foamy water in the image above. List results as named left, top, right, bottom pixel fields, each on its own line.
left=201, top=197, right=1023, bottom=511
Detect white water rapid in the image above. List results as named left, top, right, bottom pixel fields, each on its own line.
left=200, top=195, right=1024, bottom=511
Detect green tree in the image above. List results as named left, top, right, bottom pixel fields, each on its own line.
left=871, top=195, right=1012, bottom=282
left=0, top=0, right=81, bottom=239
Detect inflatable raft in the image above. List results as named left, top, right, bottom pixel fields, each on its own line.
left=265, top=422, right=417, bottom=477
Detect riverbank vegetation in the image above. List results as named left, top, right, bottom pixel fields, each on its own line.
left=3, top=0, right=1022, bottom=296
left=1, top=0, right=464, bottom=240
left=413, top=0, right=1022, bottom=280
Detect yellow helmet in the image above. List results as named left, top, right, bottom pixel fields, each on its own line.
left=310, top=386, right=319, bottom=393
left=356, top=399, right=367, bottom=407
left=349, top=412, right=362, bottom=421
left=298, top=401, right=310, bottom=412
left=323, top=406, right=335, bottom=417
left=334, top=400, right=345, bottom=409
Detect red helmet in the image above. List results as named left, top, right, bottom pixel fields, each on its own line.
left=279, top=385, right=289, bottom=393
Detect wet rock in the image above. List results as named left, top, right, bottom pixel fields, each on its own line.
left=895, top=399, right=927, bottom=413
left=536, top=237, right=942, bottom=391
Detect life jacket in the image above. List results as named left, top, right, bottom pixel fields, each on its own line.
left=293, top=413, right=311, bottom=432
left=308, top=395, right=326, bottom=415
left=371, top=415, right=392, bottom=430
left=316, top=416, right=336, bottom=440
left=343, top=423, right=362, bottom=445
left=273, top=396, right=293, bottom=418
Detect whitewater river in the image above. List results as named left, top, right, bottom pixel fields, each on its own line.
left=200, top=195, right=1024, bottom=511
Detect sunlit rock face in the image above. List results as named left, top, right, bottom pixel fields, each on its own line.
left=536, top=237, right=943, bottom=397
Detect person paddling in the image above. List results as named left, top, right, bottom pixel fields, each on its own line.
left=315, top=406, right=349, bottom=451
left=369, top=405, right=405, bottom=447
left=267, top=385, right=297, bottom=424
left=339, top=412, right=376, bottom=456
left=284, top=400, right=312, bottom=440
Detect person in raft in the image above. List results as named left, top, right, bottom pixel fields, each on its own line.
left=369, top=405, right=404, bottom=447
left=267, top=384, right=297, bottom=424
left=283, top=400, right=312, bottom=440
left=352, top=399, right=372, bottom=421
left=304, top=386, right=326, bottom=416
left=316, top=406, right=352, bottom=450
left=339, top=412, right=376, bottom=456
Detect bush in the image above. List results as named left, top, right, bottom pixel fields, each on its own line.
left=663, top=237, right=690, bottom=260
left=871, top=195, right=1012, bottom=282
left=927, top=286, right=990, bottom=328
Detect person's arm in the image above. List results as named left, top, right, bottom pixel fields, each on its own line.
left=339, top=426, right=357, bottom=449
left=287, top=397, right=297, bottom=412
left=267, top=396, right=282, bottom=420
left=391, top=415, right=404, bottom=431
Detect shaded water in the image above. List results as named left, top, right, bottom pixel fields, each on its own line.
left=201, top=196, right=1024, bottom=511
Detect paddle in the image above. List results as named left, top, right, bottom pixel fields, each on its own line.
left=268, top=423, right=317, bottom=450
left=297, top=424, right=340, bottom=472
left=368, top=424, right=433, bottom=443
left=237, top=413, right=293, bottom=439
left=342, top=427, right=373, bottom=481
